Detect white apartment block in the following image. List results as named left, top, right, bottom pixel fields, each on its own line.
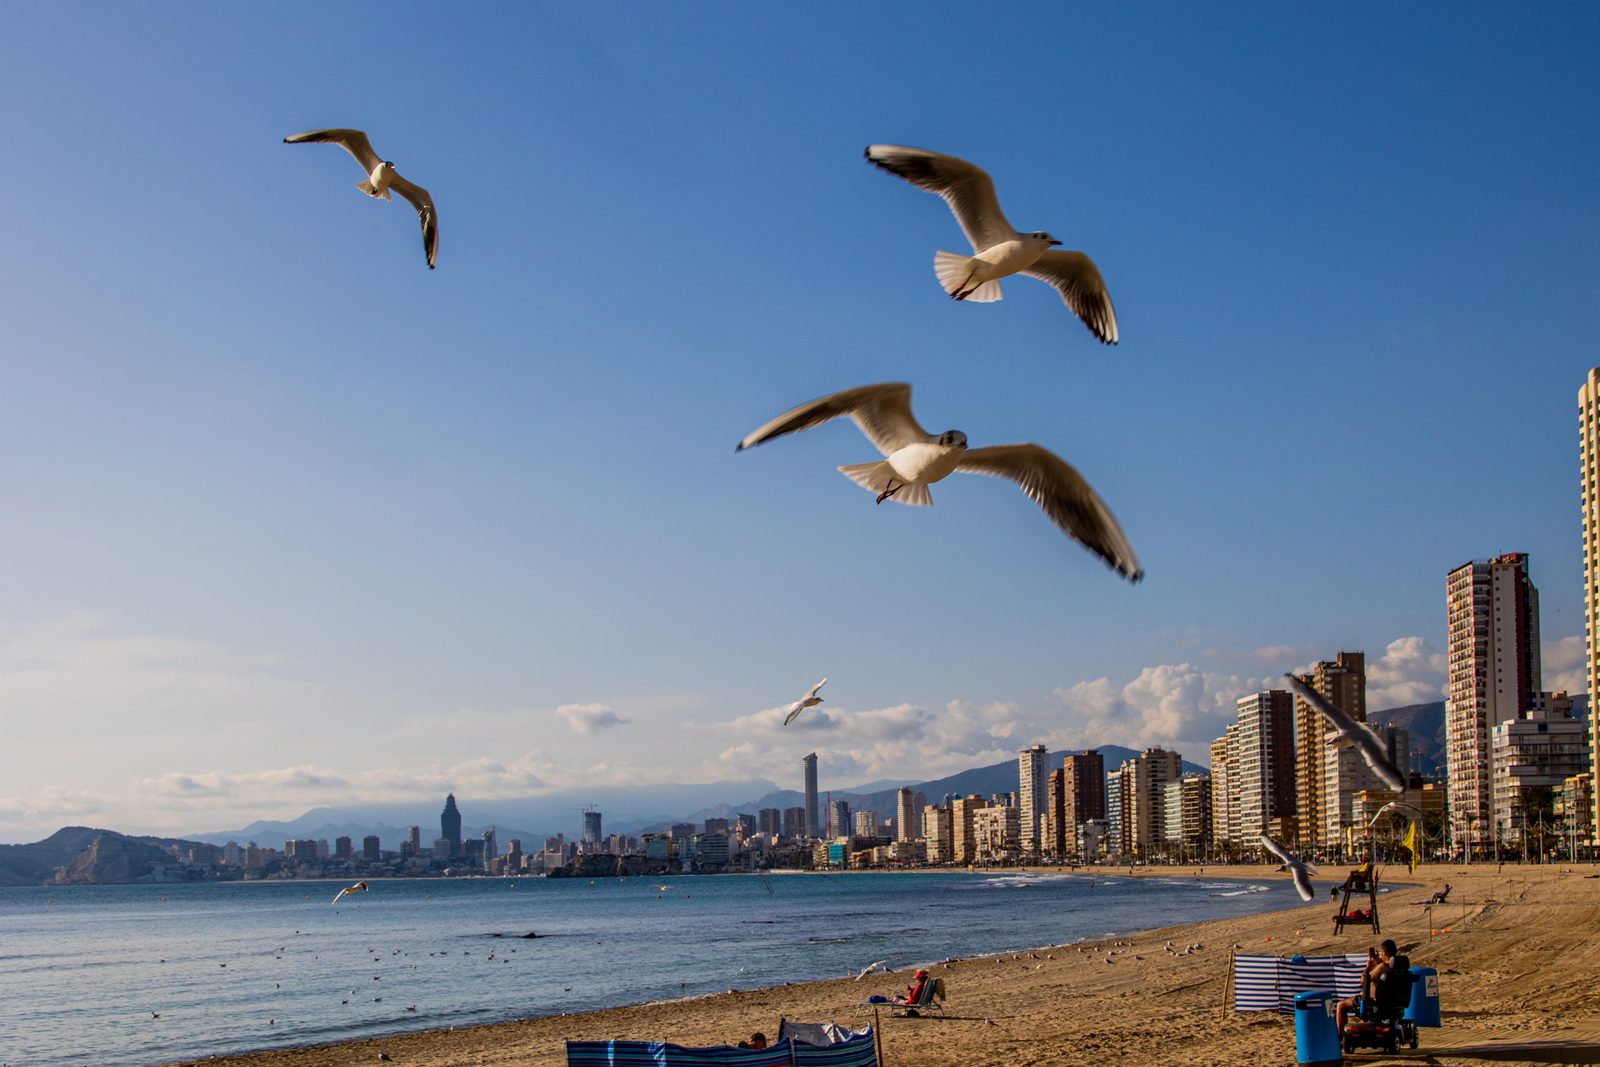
left=1017, top=744, right=1049, bottom=855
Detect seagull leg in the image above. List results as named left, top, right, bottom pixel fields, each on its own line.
left=876, top=482, right=903, bottom=505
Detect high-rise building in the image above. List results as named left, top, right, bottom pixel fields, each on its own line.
left=505, top=838, right=523, bottom=872
left=1017, top=744, right=1049, bottom=855
left=703, top=817, right=730, bottom=835
left=1234, top=690, right=1297, bottom=841
left=973, top=803, right=1020, bottom=862
left=853, top=810, right=879, bottom=839
left=406, top=826, right=422, bottom=855
left=923, top=804, right=953, bottom=863
left=583, top=810, right=603, bottom=844
left=758, top=807, right=783, bottom=836
left=781, top=806, right=805, bottom=840
left=1447, top=554, right=1541, bottom=843
left=362, top=835, right=381, bottom=861
left=1581, top=369, right=1600, bottom=844
left=482, top=828, right=497, bottom=860
left=802, top=753, right=819, bottom=838
left=440, top=794, right=462, bottom=858
left=827, top=799, right=851, bottom=838
left=734, top=813, right=756, bottom=839
left=950, top=794, right=989, bottom=864
left=896, top=787, right=921, bottom=842
left=1045, top=768, right=1068, bottom=858
left=1120, top=748, right=1182, bottom=855
left=334, top=836, right=353, bottom=860
left=1105, top=767, right=1125, bottom=855
left=1294, top=652, right=1366, bottom=847
left=1063, top=750, right=1106, bottom=828
left=1209, top=728, right=1236, bottom=847
left=1491, top=693, right=1590, bottom=835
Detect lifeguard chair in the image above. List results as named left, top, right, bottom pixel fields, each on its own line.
left=1333, top=863, right=1380, bottom=935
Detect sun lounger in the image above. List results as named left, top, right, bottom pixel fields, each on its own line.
left=891, top=976, right=945, bottom=1017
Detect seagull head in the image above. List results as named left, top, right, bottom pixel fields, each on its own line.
left=1030, top=231, right=1063, bottom=246
left=382, top=160, right=397, bottom=171
left=938, top=430, right=968, bottom=449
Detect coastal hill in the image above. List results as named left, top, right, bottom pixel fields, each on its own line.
left=0, top=826, right=203, bottom=886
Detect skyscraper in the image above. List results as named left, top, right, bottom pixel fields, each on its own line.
left=1063, top=750, right=1106, bottom=828
left=1293, top=652, right=1365, bottom=847
left=440, top=793, right=462, bottom=858
left=1234, top=690, right=1296, bottom=840
left=802, top=753, right=819, bottom=839
left=583, top=810, right=603, bottom=844
left=827, top=799, right=851, bottom=838
left=1017, top=744, right=1049, bottom=855
left=1578, top=368, right=1600, bottom=844
left=1447, top=554, right=1541, bottom=843
left=896, top=787, right=921, bottom=842
left=481, top=827, right=497, bottom=860
left=1209, top=728, right=1236, bottom=847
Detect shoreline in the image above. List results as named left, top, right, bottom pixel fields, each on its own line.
left=168, top=862, right=1600, bottom=1067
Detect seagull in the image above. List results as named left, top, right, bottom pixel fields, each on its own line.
left=284, top=129, right=438, bottom=268
left=737, top=382, right=1142, bottom=581
left=332, top=880, right=369, bottom=904
left=854, top=959, right=889, bottom=981
left=864, top=145, right=1117, bottom=343
left=1260, top=834, right=1318, bottom=902
left=1284, top=674, right=1407, bottom=791
left=781, top=678, right=828, bottom=726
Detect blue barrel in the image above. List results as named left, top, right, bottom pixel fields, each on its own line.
left=1405, top=966, right=1441, bottom=1027
left=1294, top=990, right=1341, bottom=1066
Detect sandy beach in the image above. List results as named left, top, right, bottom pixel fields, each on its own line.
left=172, top=863, right=1600, bottom=1067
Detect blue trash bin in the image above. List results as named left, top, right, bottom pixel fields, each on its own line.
left=1294, top=990, right=1341, bottom=1066
left=1405, top=966, right=1440, bottom=1027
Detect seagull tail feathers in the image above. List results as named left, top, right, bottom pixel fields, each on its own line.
left=933, top=251, right=1002, bottom=303
left=837, top=462, right=932, bottom=506
left=354, top=179, right=393, bottom=201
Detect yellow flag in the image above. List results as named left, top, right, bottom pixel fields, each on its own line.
left=1402, top=819, right=1420, bottom=873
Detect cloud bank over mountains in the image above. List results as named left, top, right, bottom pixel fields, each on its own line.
left=0, top=613, right=1579, bottom=842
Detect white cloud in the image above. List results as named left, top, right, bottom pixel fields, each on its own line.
left=555, top=703, right=631, bottom=734
left=1365, top=636, right=1447, bottom=709
left=1543, top=635, right=1587, bottom=696
left=1252, top=644, right=1301, bottom=663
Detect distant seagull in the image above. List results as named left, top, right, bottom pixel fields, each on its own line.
left=1260, top=834, right=1318, bottom=902
left=284, top=129, right=438, bottom=268
left=1284, top=674, right=1407, bottom=791
left=332, top=880, right=370, bottom=905
left=782, top=678, right=828, bottom=726
left=864, top=145, right=1117, bottom=343
left=737, top=382, right=1142, bottom=581
left=854, top=959, right=889, bottom=980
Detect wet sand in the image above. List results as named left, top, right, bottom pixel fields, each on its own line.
left=172, top=863, right=1600, bottom=1067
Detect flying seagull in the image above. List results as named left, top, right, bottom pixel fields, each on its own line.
left=1283, top=674, right=1407, bottom=791
left=864, top=145, right=1117, bottom=343
left=1259, top=834, right=1317, bottom=902
left=781, top=678, right=828, bottom=726
left=737, top=382, right=1142, bottom=582
left=332, top=880, right=369, bottom=905
left=854, top=959, right=889, bottom=981
left=284, top=129, right=438, bottom=269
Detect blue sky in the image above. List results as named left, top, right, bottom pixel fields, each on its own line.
left=2, top=4, right=1596, bottom=840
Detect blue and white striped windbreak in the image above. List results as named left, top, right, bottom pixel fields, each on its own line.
left=567, top=1030, right=877, bottom=1067
left=1231, top=953, right=1368, bottom=1013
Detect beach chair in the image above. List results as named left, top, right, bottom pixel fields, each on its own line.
left=1424, top=884, right=1451, bottom=905
left=891, top=976, right=945, bottom=1017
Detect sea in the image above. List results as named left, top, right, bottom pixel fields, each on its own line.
left=0, top=869, right=1294, bottom=1067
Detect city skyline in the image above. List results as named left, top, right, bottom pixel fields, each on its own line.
left=3, top=7, right=1597, bottom=843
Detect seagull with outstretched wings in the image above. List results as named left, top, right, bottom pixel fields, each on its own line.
left=285, top=128, right=438, bottom=269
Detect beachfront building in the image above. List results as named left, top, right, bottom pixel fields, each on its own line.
left=1045, top=769, right=1069, bottom=859
left=803, top=753, right=819, bottom=839
left=1578, top=369, right=1600, bottom=844
left=827, top=800, right=851, bottom=838
left=950, top=794, right=989, bottom=864
left=1209, top=728, right=1236, bottom=849
left=782, top=806, right=805, bottom=840
left=1117, top=748, right=1183, bottom=857
left=1105, top=768, right=1125, bottom=856
left=440, top=794, right=462, bottom=858
left=1233, top=690, right=1296, bottom=843
left=1491, top=693, right=1590, bottom=836
left=1447, top=554, right=1541, bottom=852
left=853, top=810, right=879, bottom=839
left=924, top=804, right=953, bottom=864
left=973, top=802, right=1020, bottom=863
left=896, top=787, right=922, bottom=842
left=759, top=808, right=782, bottom=836
left=1294, top=652, right=1365, bottom=849
left=362, top=835, right=380, bottom=861
left=1556, top=773, right=1594, bottom=851
left=1017, top=744, right=1049, bottom=856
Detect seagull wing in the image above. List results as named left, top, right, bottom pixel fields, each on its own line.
left=332, top=888, right=349, bottom=904
left=387, top=174, right=439, bottom=269
left=865, top=145, right=1016, bottom=251
left=737, top=382, right=929, bottom=456
left=1284, top=674, right=1359, bottom=738
left=805, top=677, right=828, bottom=701
left=1291, top=867, right=1315, bottom=902
left=956, top=444, right=1142, bottom=582
left=1258, top=833, right=1295, bottom=866
left=1020, top=250, right=1119, bottom=344
left=781, top=701, right=807, bottom=726
left=1350, top=722, right=1409, bottom=791
left=284, top=129, right=382, bottom=173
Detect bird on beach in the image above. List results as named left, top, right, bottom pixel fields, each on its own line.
left=864, top=145, right=1118, bottom=343
left=737, top=382, right=1143, bottom=581
left=854, top=959, right=889, bottom=980
left=284, top=128, right=439, bottom=268
left=1260, top=834, right=1318, bottom=902
left=332, top=880, right=369, bottom=904
left=781, top=678, right=828, bottom=726
left=1283, top=673, right=1407, bottom=791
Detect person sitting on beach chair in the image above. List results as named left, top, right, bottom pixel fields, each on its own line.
left=1425, top=884, right=1451, bottom=905
left=893, top=969, right=929, bottom=1006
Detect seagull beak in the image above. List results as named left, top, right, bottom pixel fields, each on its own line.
left=1049, top=239, right=1063, bottom=246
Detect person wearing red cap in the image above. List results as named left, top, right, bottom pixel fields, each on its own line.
left=894, top=969, right=930, bottom=1005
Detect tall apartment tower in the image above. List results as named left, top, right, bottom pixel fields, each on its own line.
left=582, top=810, right=602, bottom=844
left=440, top=793, right=462, bottom=858
left=1579, top=369, right=1600, bottom=844
left=1063, top=751, right=1107, bottom=827
left=1017, top=745, right=1050, bottom=855
left=1123, top=748, right=1183, bottom=855
left=1293, top=652, right=1365, bottom=847
left=1210, top=726, right=1237, bottom=847
left=1446, top=554, right=1541, bottom=837
left=802, top=753, right=819, bottom=839
left=1234, top=690, right=1297, bottom=841
left=896, top=787, right=922, bottom=842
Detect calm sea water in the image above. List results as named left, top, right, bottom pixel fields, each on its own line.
left=0, top=870, right=1292, bottom=1066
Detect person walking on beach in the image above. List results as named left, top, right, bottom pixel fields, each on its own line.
left=1336, top=939, right=1397, bottom=1033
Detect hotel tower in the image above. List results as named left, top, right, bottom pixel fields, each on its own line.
left=1580, top=369, right=1600, bottom=843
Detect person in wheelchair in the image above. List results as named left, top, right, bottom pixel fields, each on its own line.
left=1338, top=939, right=1419, bottom=1053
